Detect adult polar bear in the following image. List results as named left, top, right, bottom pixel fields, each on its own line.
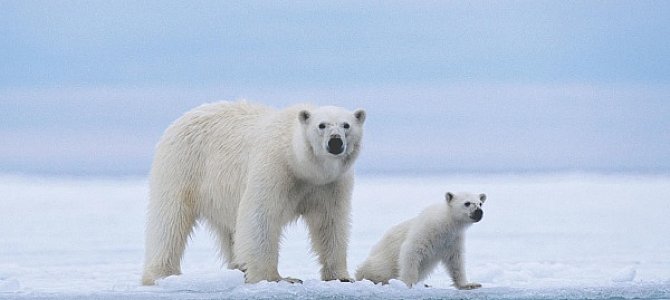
left=142, top=101, right=365, bottom=285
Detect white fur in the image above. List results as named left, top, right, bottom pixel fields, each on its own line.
left=142, top=101, right=365, bottom=285
left=355, top=192, right=486, bottom=289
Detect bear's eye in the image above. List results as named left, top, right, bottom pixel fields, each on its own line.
left=343, top=123, right=350, bottom=129
left=464, top=202, right=471, bottom=207
left=318, top=123, right=326, bottom=129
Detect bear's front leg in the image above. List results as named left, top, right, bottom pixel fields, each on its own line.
left=304, top=195, right=353, bottom=282
left=233, top=191, right=286, bottom=283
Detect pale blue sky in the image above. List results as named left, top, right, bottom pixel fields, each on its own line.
left=1, top=1, right=669, bottom=175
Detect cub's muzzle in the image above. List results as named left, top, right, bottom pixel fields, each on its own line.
left=470, top=209, right=483, bottom=222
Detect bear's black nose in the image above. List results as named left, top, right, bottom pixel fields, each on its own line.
left=327, top=137, right=344, bottom=155
left=471, top=209, right=483, bottom=222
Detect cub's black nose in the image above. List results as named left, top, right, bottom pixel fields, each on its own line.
left=471, top=209, right=483, bottom=222
left=327, top=137, right=344, bottom=155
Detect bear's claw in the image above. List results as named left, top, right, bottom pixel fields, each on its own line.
left=281, top=277, right=303, bottom=284
left=456, top=282, right=482, bottom=290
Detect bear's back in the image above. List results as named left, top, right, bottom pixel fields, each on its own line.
left=157, top=101, right=272, bottom=152
left=151, top=101, right=274, bottom=193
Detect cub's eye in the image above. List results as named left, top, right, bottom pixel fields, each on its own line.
left=318, top=123, right=326, bottom=129
left=343, top=123, right=350, bottom=129
left=464, top=202, right=471, bottom=207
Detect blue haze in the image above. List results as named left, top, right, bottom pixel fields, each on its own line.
left=1, top=1, right=669, bottom=176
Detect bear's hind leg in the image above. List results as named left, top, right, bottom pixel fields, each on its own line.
left=209, top=222, right=238, bottom=270
left=142, top=191, right=197, bottom=285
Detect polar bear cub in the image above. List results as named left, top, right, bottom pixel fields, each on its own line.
left=355, top=192, right=486, bottom=289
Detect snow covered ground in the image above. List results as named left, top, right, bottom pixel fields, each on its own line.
left=1, top=173, right=669, bottom=299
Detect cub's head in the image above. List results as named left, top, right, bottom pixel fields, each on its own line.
left=446, top=192, right=487, bottom=223
left=298, top=106, right=366, bottom=158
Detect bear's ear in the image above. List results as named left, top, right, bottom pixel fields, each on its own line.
left=479, top=193, right=487, bottom=203
left=299, top=110, right=311, bottom=125
left=445, top=192, right=454, bottom=203
left=354, top=109, right=366, bottom=124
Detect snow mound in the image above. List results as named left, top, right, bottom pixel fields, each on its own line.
left=611, top=265, right=637, bottom=282
left=156, top=270, right=245, bottom=292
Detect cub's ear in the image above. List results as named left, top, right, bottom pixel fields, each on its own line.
left=445, top=192, right=455, bottom=203
left=354, top=109, right=366, bottom=124
left=479, top=193, right=487, bottom=203
left=299, top=110, right=311, bottom=125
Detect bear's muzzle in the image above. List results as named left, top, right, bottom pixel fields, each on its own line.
left=327, top=135, right=345, bottom=155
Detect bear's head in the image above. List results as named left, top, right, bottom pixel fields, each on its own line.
left=298, top=106, right=366, bottom=159
left=446, top=192, right=486, bottom=223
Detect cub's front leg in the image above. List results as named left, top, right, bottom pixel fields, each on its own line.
left=443, top=237, right=481, bottom=290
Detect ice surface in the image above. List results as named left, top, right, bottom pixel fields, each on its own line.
left=1, top=173, right=669, bottom=299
